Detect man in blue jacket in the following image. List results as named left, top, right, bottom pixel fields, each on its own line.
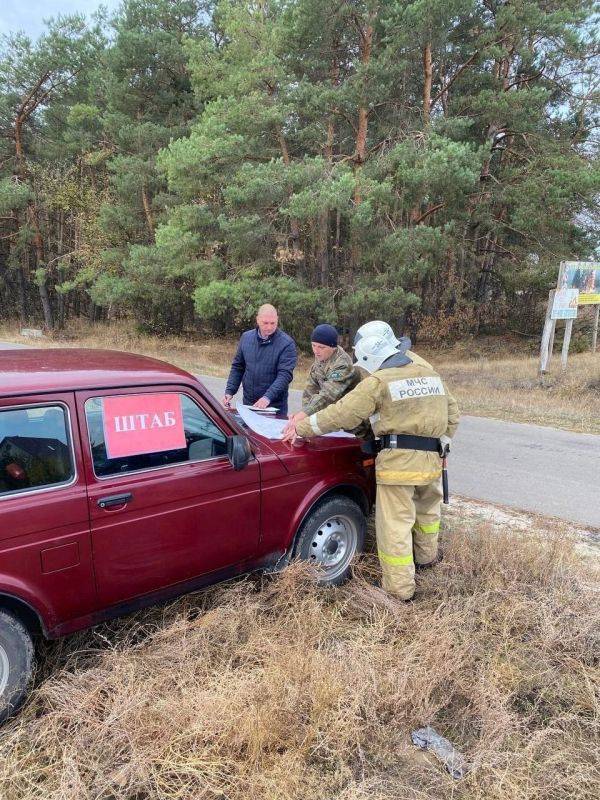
left=222, top=304, right=297, bottom=415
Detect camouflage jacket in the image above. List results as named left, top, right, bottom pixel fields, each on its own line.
left=302, top=346, right=359, bottom=415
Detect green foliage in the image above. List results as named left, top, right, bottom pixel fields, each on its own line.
left=0, top=0, right=598, bottom=338
left=194, top=277, right=335, bottom=343
left=0, top=178, right=31, bottom=213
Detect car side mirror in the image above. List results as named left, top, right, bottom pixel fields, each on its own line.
left=227, top=434, right=252, bottom=471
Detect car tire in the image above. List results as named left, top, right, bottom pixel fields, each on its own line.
left=295, top=495, right=366, bottom=586
left=0, top=610, right=34, bottom=724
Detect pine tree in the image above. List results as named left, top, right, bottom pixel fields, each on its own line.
left=0, top=0, right=597, bottom=337
left=0, top=15, right=102, bottom=326
left=94, top=0, right=208, bottom=331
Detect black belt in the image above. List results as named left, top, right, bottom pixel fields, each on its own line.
left=380, top=434, right=440, bottom=452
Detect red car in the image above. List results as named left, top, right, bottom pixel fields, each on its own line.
left=0, top=348, right=374, bottom=721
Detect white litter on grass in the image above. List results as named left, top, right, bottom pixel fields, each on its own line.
left=411, top=726, right=469, bottom=779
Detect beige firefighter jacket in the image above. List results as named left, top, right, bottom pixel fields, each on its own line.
left=302, top=346, right=359, bottom=415
left=296, top=360, right=459, bottom=486
left=405, top=349, right=433, bottom=370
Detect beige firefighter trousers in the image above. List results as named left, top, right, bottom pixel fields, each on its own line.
left=375, top=480, right=443, bottom=599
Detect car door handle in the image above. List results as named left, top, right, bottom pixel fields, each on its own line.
left=97, top=492, right=133, bottom=509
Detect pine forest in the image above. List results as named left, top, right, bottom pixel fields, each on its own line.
left=0, top=0, right=598, bottom=342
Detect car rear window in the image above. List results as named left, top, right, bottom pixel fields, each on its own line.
left=84, top=393, right=228, bottom=477
left=0, top=405, right=74, bottom=497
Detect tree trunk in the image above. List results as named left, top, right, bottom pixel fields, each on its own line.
left=56, top=210, right=65, bottom=329
left=38, top=277, right=53, bottom=329
left=18, top=256, right=28, bottom=326
left=30, top=203, right=53, bottom=329
left=423, top=42, right=432, bottom=126
left=317, top=212, right=329, bottom=287
left=335, top=210, right=342, bottom=272
left=141, top=184, right=155, bottom=239
left=15, top=116, right=25, bottom=165
left=351, top=18, right=374, bottom=271
left=316, top=105, right=337, bottom=287
left=476, top=207, right=506, bottom=305
left=13, top=118, right=28, bottom=325
left=438, top=59, right=448, bottom=116
left=315, top=52, right=341, bottom=288
left=275, top=127, right=303, bottom=264
left=353, top=19, right=373, bottom=197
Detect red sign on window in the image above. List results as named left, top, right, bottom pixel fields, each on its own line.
left=102, top=393, right=186, bottom=459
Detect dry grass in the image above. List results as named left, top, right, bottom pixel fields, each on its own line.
left=1, top=322, right=599, bottom=432
left=432, top=338, right=600, bottom=434
left=0, top=515, right=598, bottom=800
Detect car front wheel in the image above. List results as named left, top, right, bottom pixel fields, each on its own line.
left=0, top=610, right=34, bottom=724
left=295, top=495, right=366, bottom=586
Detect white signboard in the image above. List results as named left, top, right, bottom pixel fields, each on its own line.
left=551, top=288, right=579, bottom=320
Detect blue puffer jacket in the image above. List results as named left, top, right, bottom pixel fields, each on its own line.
left=225, top=328, right=297, bottom=414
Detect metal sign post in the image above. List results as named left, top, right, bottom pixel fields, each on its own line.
left=561, top=318, right=574, bottom=370
left=592, top=305, right=599, bottom=353
left=539, top=290, right=556, bottom=374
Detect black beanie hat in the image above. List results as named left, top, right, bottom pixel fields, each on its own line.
left=311, top=323, right=338, bottom=348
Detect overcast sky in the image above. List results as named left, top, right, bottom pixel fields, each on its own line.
left=0, top=1, right=121, bottom=40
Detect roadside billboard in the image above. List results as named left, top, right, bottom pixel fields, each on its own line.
left=551, top=288, right=579, bottom=320
left=558, top=261, right=600, bottom=305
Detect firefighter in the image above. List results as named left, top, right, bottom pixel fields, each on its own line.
left=282, top=332, right=460, bottom=600
left=353, top=320, right=433, bottom=371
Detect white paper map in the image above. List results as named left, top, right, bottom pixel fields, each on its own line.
left=236, top=405, right=355, bottom=441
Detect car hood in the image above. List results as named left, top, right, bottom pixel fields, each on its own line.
left=246, top=428, right=364, bottom=476
left=261, top=433, right=360, bottom=455
left=226, top=409, right=364, bottom=472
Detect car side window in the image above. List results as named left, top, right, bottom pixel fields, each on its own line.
left=84, top=393, right=228, bottom=478
left=0, top=405, right=74, bottom=497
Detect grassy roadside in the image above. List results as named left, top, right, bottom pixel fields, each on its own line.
left=1, top=321, right=599, bottom=434
left=0, top=509, right=597, bottom=800
left=436, top=348, right=600, bottom=434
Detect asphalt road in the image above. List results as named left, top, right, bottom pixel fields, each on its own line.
left=201, top=375, right=600, bottom=530
left=1, top=343, right=598, bottom=528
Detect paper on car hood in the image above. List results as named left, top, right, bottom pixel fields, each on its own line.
left=235, top=404, right=355, bottom=442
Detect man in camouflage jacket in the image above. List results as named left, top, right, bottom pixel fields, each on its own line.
left=285, top=324, right=362, bottom=434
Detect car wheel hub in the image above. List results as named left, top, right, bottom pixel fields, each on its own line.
left=309, top=515, right=356, bottom=573
left=0, top=644, right=9, bottom=696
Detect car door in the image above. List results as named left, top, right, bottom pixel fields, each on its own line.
left=76, top=385, right=261, bottom=607
left=0, top=394, right=96, bottom=628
